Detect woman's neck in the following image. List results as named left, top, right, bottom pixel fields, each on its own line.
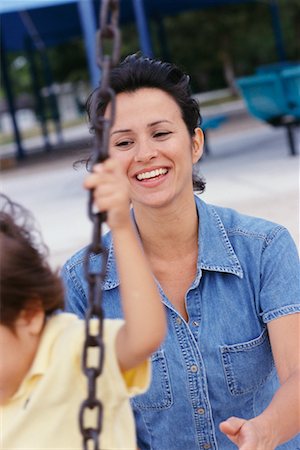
left=133, top=195, right=199, bottom=260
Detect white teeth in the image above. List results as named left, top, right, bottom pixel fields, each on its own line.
left=137, top=168, right=168, bottom=181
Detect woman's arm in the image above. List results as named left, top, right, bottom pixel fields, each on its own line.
left=84, top=159, right=166, bottom=372
left=220, top=313, right=300, bottom=449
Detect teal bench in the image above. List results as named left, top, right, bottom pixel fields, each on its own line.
left=280, top=66, right=300, bottom=116
left=201, top=115, right=227, bottom=155
left=236, top=69, right=300, bottom=155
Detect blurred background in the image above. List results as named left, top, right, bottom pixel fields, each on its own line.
left=0, top=0, right=299, bottom=267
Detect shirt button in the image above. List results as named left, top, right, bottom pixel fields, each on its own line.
left=190, top=364, right=198, bottom=373
left=197, top=407, right=205, bottom=414
left=176, top=317, right=182, bottom=325
left=192, top=320, right=199, bottom=326
left=203, top=444, right=211, bottom=449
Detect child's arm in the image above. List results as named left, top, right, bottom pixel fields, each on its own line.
left=84, top=159, right=166, bottom=371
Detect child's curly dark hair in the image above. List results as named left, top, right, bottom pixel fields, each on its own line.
left=0, top=194, right=64, bottom=329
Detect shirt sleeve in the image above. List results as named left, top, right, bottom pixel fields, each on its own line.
left=122, top=361, right=151, bottom=397
left=103, top=319, right=151, bottom=398
left=61, top=260, right=88, bottom=319
left=259, top=227, right=300, bottom=323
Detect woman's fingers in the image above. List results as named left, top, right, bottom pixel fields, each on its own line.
left=220, top=416, right=246, bottom=436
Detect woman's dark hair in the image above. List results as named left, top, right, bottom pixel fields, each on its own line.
left=0, top=194, right=64, bottom=329
left=86, top=54, right=205, bottom=193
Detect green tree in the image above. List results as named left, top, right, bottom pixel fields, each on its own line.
left=156, top=1, right=299, bottom=92
left=2, top=1, right=299, bottom=99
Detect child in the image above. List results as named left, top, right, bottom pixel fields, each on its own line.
left=0, top=158, right=166, bottom=449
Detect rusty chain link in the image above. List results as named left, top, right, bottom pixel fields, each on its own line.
left=79, top=1, right=121, bottom=449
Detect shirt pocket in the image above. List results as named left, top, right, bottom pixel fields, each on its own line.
left=220, top=327, right=275, bottom=396
left=131, top=349, right=173, bottom=410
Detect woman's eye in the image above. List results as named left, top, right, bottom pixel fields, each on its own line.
left=153, top=131, right=171, bottom=138
left=115, top=140, right=133, bottom=148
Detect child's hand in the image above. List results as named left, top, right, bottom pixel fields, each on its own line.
left=84, top=158, right=131, bottom=230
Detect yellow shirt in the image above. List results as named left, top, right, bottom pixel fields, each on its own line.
left=1, top=313, right=150, bottom=449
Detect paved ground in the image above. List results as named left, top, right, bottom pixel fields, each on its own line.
left=1, top=113, right=299, bottom=269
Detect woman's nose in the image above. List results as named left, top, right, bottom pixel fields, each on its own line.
left=134, top=141, right=158, bottom=162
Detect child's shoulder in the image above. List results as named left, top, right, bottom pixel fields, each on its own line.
left=45, top=313, right=123, bottom=341
left=41, top=314, right=124, bottom=359
left=42, top=313, right=83, bottom=347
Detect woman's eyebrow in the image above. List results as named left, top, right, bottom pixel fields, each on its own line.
left=148, top=120, right=172, bottom=127
left=111, top=120, right=172, bottom=136
left=111, top=128, right=131, bottom=136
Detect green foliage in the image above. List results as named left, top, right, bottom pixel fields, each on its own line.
left=2, top=53, right=32, bottom=97
left=3, top=1, right=299, bottom=98
left=158, top=1, right=300, bottom=91
left=48, top=38, right=89, bottom=83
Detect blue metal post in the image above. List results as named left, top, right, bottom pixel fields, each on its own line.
left=25, top=39, right=51, bottom=150
left=19, top=11, right=61, bottom=146
left=77, top=0, right=101, bottom=88
left=132, top=0, right=154, bottom=57
left=0, top=38, right=25, bottom=159
left=269, top=0, right=287, bottom=62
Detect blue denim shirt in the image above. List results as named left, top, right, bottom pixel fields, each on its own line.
left=62, top=196, right=300, bottom=450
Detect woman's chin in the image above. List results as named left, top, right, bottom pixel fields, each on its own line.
left=132, top=191, right=177, bottom=210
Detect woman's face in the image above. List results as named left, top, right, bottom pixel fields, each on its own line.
left=106, top=87, right=203, bottom=210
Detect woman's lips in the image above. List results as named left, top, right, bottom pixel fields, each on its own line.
left=135, top=167, right=168, bottom=181
left=133, top=167, right=169, bottom=187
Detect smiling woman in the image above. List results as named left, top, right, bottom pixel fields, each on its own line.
left=87, top=55, right=206, bottom=194
left=102, top=87, right=204, bottom=210
left=62, top=54, right=300, bottom=450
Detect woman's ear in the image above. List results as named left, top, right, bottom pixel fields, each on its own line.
left=192, top=127, right=204, bottom=164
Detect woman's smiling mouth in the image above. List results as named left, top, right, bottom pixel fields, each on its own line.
left=136, top=167, right=168, bottom=181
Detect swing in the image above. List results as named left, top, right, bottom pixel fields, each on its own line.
left=79, top=1, right=121, bottom=449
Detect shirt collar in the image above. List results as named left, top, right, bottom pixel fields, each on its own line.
left=196, top=196, right=243, bottom=278
left=102, top=197, right=243, bottom=290
left=101, top=210, right=137, bottom=290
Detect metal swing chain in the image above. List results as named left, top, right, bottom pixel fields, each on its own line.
left=80, top=1, right=121, bottom=449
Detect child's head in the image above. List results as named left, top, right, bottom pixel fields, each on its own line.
left=0, top=194, right=64, bottom=329
left=0, top=194, right=64, bottom=403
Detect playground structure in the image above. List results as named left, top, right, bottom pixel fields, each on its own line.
left=0, top=0, right=295, bottom=159
left=236, top=65, right=300, bottom=156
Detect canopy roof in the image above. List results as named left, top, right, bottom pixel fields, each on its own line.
left=1, top=0, right=286, bottom=161
left=1, top=0, right=256, bottom=52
